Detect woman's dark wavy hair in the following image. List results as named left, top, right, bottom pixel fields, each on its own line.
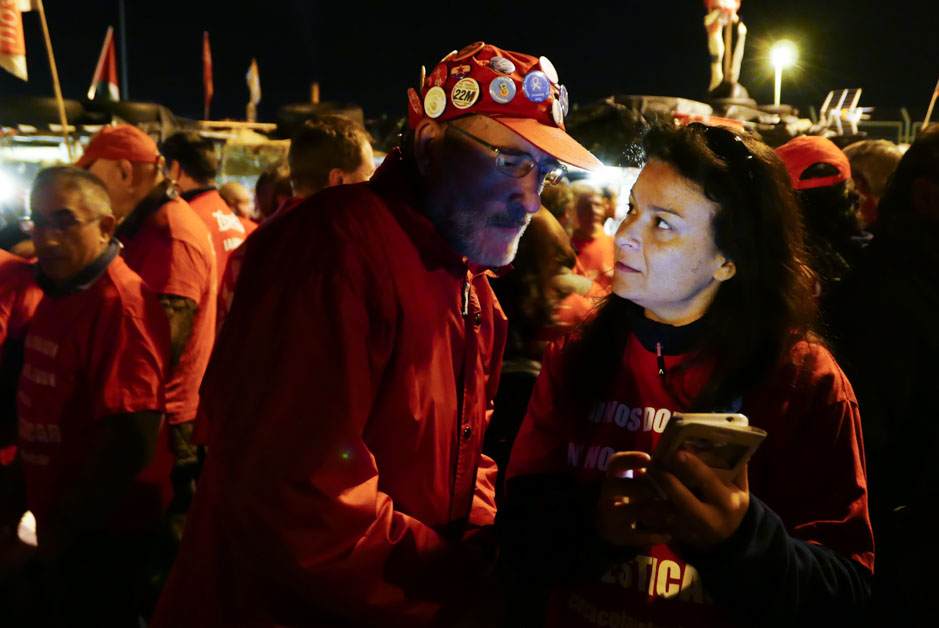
left=562, top=123, right=817, bottom=413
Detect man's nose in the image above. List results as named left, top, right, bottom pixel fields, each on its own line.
left=519, top=169, right=544, bottom=214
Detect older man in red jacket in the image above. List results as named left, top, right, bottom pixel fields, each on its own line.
left=154, top=42, right=601, bottom=627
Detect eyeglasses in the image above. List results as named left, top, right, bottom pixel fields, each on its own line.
left=690, top=122, right=755, bottom=179
left=21, top=211, right=101, bottom=235
left=447, top=124, right=567, bottom=186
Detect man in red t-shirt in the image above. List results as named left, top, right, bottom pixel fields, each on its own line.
left=0, top=248, right=42, bottom=551
left=77, top=125, right=216, bottom=531
left=570, top=182, right=615, bottom=290
left=13, top=166, right=171, bottom=625
left=161, top=132, right=248, bottom=289
left=0, top=248, right=42, bottom=436
left=218, top=180, right=259, bottom=232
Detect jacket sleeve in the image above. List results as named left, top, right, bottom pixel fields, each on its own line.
left=688, top=495, right=872, bottom=627
left=208, top=212, right=479, bottom=625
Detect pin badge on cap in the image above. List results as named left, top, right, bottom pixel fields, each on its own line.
left=453, top=41, right=485, bottom=61
left=559, top=85, right=570, bottom=116
left=408, top=88, right=423, bottom=117
left=430, top=64, right=448, bottom=87
left=439, top=50, right=457, bottom=64
left=539, top=56, right=559, bottom=85
left=489, top=56, right=516, bottom=75
left=522, top=71, right=551, bottom=103
left=451, top=78, right=480, bottom=109
left=419, top=65, right=426, bottom=90
left=424, top=86, right=447, bottom=118
left=489, top=76, right=516, bottom=104
left=552, top=99, right=564, bottom=126
left=450, top=64, right=471, bottom=80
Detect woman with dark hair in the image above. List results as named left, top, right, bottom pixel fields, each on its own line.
left=498, top=123, right=873, bottom=627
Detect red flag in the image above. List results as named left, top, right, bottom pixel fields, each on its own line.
left=0, top=0, right=29, bottom=81
left=87, top=25, right=119, bottom=100
left=202, top=31, right=213, bottom=120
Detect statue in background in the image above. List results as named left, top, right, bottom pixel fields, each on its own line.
left=704, top=0, right=747, bottom=95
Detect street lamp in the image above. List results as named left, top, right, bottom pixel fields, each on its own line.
left=770, top=40, right=797, bottom=107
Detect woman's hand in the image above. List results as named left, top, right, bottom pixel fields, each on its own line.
left=648, top=450, right=750, bottom=549
left=595, top=452, right=672, bottom=548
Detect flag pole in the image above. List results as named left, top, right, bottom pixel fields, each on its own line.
left=922, top=76, right=939, bottom=133
left=87, top=25, right=113, bottom=100
left=35, top=0, right=72, bottom=161
left=118, top=0, right=128, bottom=100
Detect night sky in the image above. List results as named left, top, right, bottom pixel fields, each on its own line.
left=1, top=0, right=937, bottom=123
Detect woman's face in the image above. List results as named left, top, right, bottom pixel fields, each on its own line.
left=612, top=159, right=736, bottom=325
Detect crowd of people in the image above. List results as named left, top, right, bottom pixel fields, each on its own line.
left=0, top=41, right=936, bottom=627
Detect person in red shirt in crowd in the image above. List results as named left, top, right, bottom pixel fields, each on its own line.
left=253, top=162, right=292, bottom=222
left=215, top=114, right=376, bottom=330
left=160, top=132, right=249, bottom=289
left=76, top=125, right=216, bottom=537
left=218, top=180, right=259, bottom=231
left=10, top=167, right=171, bottom=626
left=0, top=248, right=42, bottom=549
left=0, top=248, right=42, bottom=437
left=499, top=123, right=873, bottom=627
left=570, top=181, right=616, bottom=290
left=842, top=139, right=903, bottom=230
left=288, top=114, right=375, bottom=199
left=153, top=42, right=602, bottom=627
left=541, top=178, right=575, bottom=234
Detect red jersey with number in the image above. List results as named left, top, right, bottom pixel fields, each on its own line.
left=120, top=196, right=217, bottom=424
left=187, top=189, right=248, bottom=289
left=571, top=232, right=614, bottom=290
left=17, top=255, right=172, bottom=531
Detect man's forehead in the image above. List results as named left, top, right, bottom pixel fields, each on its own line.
left=34, top=185, right=83, bottom=211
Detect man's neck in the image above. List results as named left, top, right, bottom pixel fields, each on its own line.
left=177, top=177, right=214, bottom=193
left=38, top=240, right=118, bottom=296
left=117, top=173, right=167, bottom=223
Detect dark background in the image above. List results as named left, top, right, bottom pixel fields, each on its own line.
left=1, top=0, right=936, bottom=122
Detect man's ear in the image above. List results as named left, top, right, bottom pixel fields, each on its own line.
left=165, top=159, right=181, bottom=182
left=117, top=158, right=134, bottom=182
left=327, top=168, right=345, bottom=187
left=714, top=258, right=736, bottom=282
left=413, top=119, right=444, bottom=176
left=98, top=214, right=116, bottom=240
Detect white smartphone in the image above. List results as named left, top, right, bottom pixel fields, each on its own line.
left=651, top=412, right=766, bottom=484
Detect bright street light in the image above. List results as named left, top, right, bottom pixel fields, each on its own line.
left=770, top=40, right=798, bottom=106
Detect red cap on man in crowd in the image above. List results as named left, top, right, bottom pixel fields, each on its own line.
left=775, top=135, right=852, bottom=191
left=75, top=124, right=161, bottom=169
left=407, top=42, right=603, bottom=171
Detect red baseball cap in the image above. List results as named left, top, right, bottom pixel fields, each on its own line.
left=407, top=42, right=602, bottom=171
left=775, top=135, right=851, bottom=191
left=75, top=124, right=161, bottom=169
